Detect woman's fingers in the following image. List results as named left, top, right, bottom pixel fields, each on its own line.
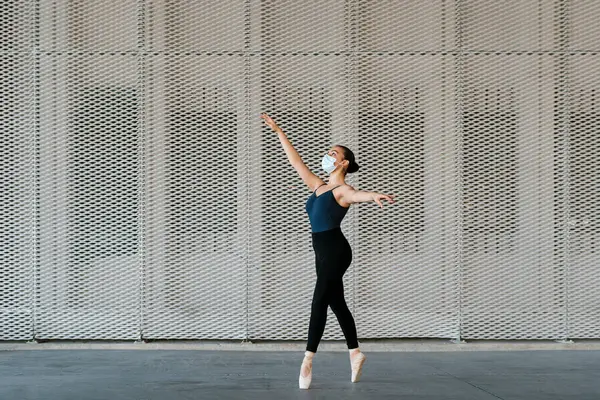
left=260, top=113, right=272, bottom=123
left=375, top=194, right=395, bottom=208
left=261, top=118, right=273, bottom=128
left=260, top=113, right=278, bottom=130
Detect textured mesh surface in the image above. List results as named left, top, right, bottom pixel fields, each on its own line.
left=1, top=1, right=599, bottom=341
left=0, top=53, right=36, bottom=340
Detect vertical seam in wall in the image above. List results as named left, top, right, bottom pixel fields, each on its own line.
left=137, top=0, right=146, bottom=341
left=456, top=0, right=464, bottom=341
left=537, top=0, right=543, bottom=338
left=244, top=0, right=251, bottom=341
left=32, top=0, right=40, bottom=341
left=561, top=0, right=571, bottom=341
left=441, top=0, right=446, bottom=336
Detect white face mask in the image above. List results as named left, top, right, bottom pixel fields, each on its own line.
left=321, top=153, right=337, bottom=174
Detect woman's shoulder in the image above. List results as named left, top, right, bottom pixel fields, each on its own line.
left=334, top=184, right=356, bottom=195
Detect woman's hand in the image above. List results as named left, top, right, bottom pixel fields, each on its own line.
left=260, top=113, right=283, bottom=134
left=372, top=193, right=395, bottom=209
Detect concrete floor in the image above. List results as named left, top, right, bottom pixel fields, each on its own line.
left=1, top=348, right=599, bottom=400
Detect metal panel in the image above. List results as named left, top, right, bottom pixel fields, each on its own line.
left=144, top=54, right=248, bottom=339
left=355, top=54, right=458, bottom=338
left=249, top=0, right=349, bottom=52
left=570, top=0, right=600, bottom=51
left=357, top=0, right=457, bottom=52
left=39, top=0, right=139, bottom=52
left=37, top=54, right=141, bottom=339
left=462, top=0, right=555, bottom=52
left=460, top=54, right=563, bottom=339
left=1, top=1, right=35, bottom=52
left=566, top=54, right=600, bottom=338
left=146, top=0, right=246, bottom=52
left=0, top=53, right=36, bottom=340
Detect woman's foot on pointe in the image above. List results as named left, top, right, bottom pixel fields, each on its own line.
left=349, top=348, right=366, bottom=383
left=299, top=351, right=314, bottom=389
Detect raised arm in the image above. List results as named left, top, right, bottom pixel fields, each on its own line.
left=260, top=113, right=324, bottom=191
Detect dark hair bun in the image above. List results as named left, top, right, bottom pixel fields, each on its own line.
left=336, top=144, right=359, bottom=174
left=348, top=161, right=360, bottom=174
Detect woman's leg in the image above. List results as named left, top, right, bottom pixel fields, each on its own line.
left=305, top=276, right=330, bottom=353
left=328, top=278, right=359, bottom=349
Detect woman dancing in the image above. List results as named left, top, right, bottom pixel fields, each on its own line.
left=260, top=113, right=395, bottom=389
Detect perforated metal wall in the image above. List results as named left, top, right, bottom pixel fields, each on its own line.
left=1, top=1, right=599, bottom=341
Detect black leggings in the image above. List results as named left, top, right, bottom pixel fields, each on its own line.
left=306, top=227, right=359, bottom=353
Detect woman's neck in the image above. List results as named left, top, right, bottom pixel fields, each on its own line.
left=327, top=170, right=346, bottom=186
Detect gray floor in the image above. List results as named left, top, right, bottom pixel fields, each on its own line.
left=1, top=349, right=599, bottom=400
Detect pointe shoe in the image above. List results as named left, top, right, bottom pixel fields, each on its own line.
left=350, top=350, right=366, bottom=383
left=299, top=355, right=313, bottom=389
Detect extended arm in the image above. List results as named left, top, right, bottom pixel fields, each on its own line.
left=261, top=113, right=323, bottom=191
left=350, top=189, right=378, bottom=203
left=342, top=186, right=395, bottom=208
